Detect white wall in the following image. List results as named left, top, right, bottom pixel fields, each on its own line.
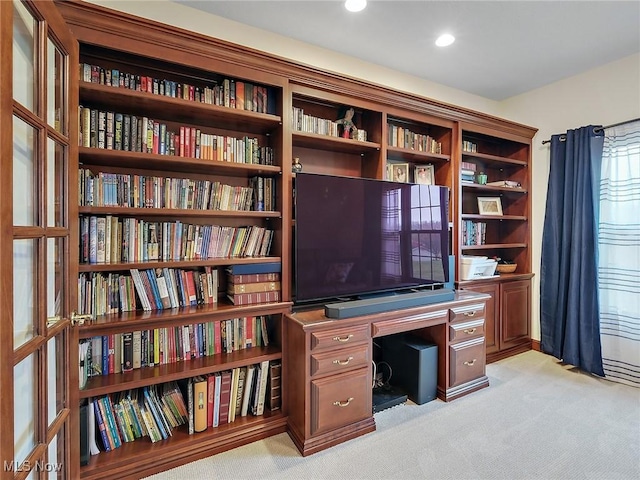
left=87, top=1, right=640, bottom=341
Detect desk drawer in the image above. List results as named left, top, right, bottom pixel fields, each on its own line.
left=311, top=324, right=370, bottom=351
left=449, top=303, right=485, bottom=323
left=311, top=343, right=370, bottom=377
left=449, top=337, right=486, bottom=387
left=310, top=367, right=371, bottom=436
left=449, top=318, right=485, bottom=342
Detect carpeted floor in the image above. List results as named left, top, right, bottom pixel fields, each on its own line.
left=145, top=350, right=640, bottom=480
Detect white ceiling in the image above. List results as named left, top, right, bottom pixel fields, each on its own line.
left=173, top=0, right=640, bottom=101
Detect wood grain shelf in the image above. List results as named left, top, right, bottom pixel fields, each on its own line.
left=77, top=301, right=292, bottom=337
left=79, top=345, right=283, bottom=398
left=79, top=146, right=282, bottom=176
left=80, top=82, right=282, bottom=135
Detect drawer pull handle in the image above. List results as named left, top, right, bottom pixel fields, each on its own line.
left=333, top=334, right=354, bottom=343
left=464, top=359, right=477, bottom=366
left=333, top=356, right=354, bottom=366
left=463, top=311, right=477, bottom=317
left=463, top=328, right=477, bottom=335
left=333, top=397, right=354, bottom=407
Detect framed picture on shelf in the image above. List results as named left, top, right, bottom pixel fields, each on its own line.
left=478, top=197, right=503, bottom=216
left=414, top=164, right=435, bottom=185
left=391, top=163, right=410, bottom=183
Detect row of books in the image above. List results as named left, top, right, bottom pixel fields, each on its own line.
left=82, top=361, right=281, bottom=455
left=462, top=140, right=478, bottom=153
left=186, top=361, right=281, bottom=435
left=78, top=316, right=271, bottom=384
left=291, top=106, right=368, bottom=141
left=79, top=107, right=275, bottom=164
left=387, top=125, right=442, bottom=154
left=462, top=221, right=488, bottom=246
left=80, top=216, right=274, bottom=264
left=248, top=176, right=277, bottom=212
left=80, top=63, right=276, bottom=114
left=86, top=384, right=188, bottom=453
left=79, top=169, right=273, bottom=212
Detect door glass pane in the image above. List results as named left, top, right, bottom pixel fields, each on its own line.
left=15, top=354, right=37, bottom=466
left=47, top=39, right=65, bottom=134
left=13, top=0, right=36, bottom=111
left=47, top=430, right=65, bottom=479
left=13, top=116, right=37, bottom=226
left=47, top=237, right=63, bottom=320
left=14, top=239, right=37, bottom=348
left=47, top=334, right=66, bottom=426
left=47, top=139, right=65, bottom=227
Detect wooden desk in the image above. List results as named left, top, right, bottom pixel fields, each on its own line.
left=284, top=290, right=490, bottom=456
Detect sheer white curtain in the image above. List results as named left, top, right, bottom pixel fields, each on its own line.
left=598, top=120, right=640, bottom=386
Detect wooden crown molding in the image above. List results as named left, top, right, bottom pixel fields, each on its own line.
left=56, top=0, right=537, bottom=140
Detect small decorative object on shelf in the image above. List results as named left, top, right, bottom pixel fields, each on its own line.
left=476, top=172, right=487, bottom=185
left=477, top=196, right=503, bottom=216
left=292, top=157, right=303, bottom=173
left=336, top=106, right=358, bottom=139
left=415, top=164, right=435, bottom=185
left=391, top=163, right=409, bottom=183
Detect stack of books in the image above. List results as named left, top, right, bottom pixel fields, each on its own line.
left=461, top=161, right=477, bottom=184
left=226, top=263, right=281, bottom=305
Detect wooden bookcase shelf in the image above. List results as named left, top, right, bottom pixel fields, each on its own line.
left=292, top=131, right=381, bottom=154
left=79, top=146, right=282, bottom=176
left=76, top=302, right=292, bottom=336
left=462, top=151, right=528, bottom=167
left=80, top=346, right=283, bottom=398
left=80, top=409, right=287, bottom=480
left=386, top=146, right=450, bottom=163
left=80, top=82, right=282, bottom=135
left=78, top=257, right=283, bottom=273
left=77, top=206, right=281, bottom=218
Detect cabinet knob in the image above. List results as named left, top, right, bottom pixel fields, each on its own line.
left=333, top=356, right=354, bottom=366
left=463, top=311, right=477, bottom=317
left=333, top=334, right=354, bottom=343
left=464, top=359, right=477, bottom=366
left=463, top=328, right=477, bottom=335
left=333, top=397, right=354, bottom=407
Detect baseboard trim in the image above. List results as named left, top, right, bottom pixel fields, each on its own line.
left=531, top=339, right=541, bottom=351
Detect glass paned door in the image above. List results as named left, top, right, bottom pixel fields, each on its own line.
left=2, top=1, right=77, bottom=478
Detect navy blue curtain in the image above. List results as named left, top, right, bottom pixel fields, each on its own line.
left=540, top=125, right=604, bottom=376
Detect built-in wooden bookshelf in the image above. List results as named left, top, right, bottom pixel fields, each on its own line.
left=455, top=124, right=534, bottom=362
left=0, top=1, right=539, bottom=478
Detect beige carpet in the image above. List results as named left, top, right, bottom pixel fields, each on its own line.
left=145, top=351, right=640, bottom=480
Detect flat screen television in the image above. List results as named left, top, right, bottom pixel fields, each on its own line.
left=294, top=172, right=450, bottom=305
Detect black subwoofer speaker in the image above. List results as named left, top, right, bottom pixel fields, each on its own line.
left=380, top=334, right=438, bottom=405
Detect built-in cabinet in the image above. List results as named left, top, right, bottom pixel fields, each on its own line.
left=286, top=291, right=489, bottom=456
left=455, top=124, right=534, bottom=363
left=0, top=1, right=537, bottom=478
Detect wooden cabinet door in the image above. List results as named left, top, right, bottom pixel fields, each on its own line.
left=500, top=279, right=531, bottom=349
left=1, top=1, right=77, bottom=478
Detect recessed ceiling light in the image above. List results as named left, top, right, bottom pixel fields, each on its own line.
left=435, top=33, right=455, bottom=47
left=345, top=0, right=367, bottom=13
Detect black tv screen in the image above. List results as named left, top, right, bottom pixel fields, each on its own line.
left=294, top=173, right=450, bottom=304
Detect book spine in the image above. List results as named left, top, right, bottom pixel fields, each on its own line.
left=227, top=290, right=280, bottom=305
left=92, top=398, right=112, bottom=452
